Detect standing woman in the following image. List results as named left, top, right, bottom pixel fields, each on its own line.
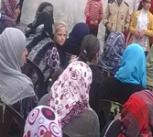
left=85, top=0, right=103, bottom=36
left=0, top=0, right=20, bottom=33
left=129, top=0, right=153, bottom=55
left=0, top=28, right=36, bottom=118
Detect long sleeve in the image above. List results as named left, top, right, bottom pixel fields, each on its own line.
left=144, top=13, right=153, bottom=37
left=129, top=12, right=137, bottom=33
left=103, top=5, right=109, bottom=25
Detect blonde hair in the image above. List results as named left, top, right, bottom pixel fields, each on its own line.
left=53, top=21, right=67, bottom=34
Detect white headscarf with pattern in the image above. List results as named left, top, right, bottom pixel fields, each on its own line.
left=49, top=61, right=92, bottom=126
left=23, top=105, right=62, bottom=137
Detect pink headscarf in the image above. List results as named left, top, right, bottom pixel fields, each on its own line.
left=23, top=105, right=62, bottom=137
left=49, top=61, right=92, bottom=127
left=1, top=0, right=18, bottom=25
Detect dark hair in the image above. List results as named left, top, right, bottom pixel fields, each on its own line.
left=79, top=34, right=100, bottom=63
left=138, top=1, right=143, bottom=10
left=37, top=2, right=53, bottom=13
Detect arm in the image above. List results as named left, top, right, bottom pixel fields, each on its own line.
left=103, top=5, right=109, bottom=25
left=84, top=0, right=90, bottom=18
left=144, top=13, right=153, bottom=37
left=129, top=12, right=137, bottom=33
left=124, top=8, right=130, bottom=31
left=98, top=1, right=103, bottom=23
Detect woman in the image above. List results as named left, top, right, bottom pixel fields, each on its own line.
left=49, top=35, right=100, bottom=137
left=26, top=21, right=67, bottom=96
left=96, top=43, right=146, bottom=104
left=0, top=0, right=20, bottom=33
left=85, top=0, right=103, bottom=36
left=117, top=90, right=153, bottom=137
left=51, top=21, right=68, bottom=68
left=64, top=22, right=90, bottom=56
left=25, top=2, right=54, bottom=38
left=99, top=32, right=126, bottom=76
left=129, top=0, right=153, bottom=54
left=0, top=28, right=36, bottom=117
left=23, top=105, right=62, bottom=137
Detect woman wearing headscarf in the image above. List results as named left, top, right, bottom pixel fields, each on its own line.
left=25, top=2, right=54, bottom=38
left=48, top=35, right=100, bottom=137
left=26, top=21, right=67, bottom=96
left=0, top=27, right=36, bottom=118
left=23, top=105, right=62, bottom=137
left=115, top=90, right=153, bottom=137
left=0, top=0, right=20, bottom=33
left=99, top=32, right=126, bottom=76
left=96, top=43, right=146, bottom=104
left=64, top=22, right=90, bottom=56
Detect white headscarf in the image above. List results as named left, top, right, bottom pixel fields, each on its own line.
left=49, top=61, right=92, bottom=126
left=23, top=105, right=62, bottom=137
left=0, top=27, right=35, bottom=105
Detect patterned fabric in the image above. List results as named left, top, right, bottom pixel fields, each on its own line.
left=85, top=0, right=103, bottom=25
left=118, top=90, right=153, bottom=137
left=23, top=105, right=62, bottom=137
left=99, top=32, right=126, bottom=75
left=49, top=61, right=92, bottom=127
left=115, top=43, right=146, bottom=88
left=27, top=34, right=60, bottom=81
left=1, top=0, right=17, bottom=27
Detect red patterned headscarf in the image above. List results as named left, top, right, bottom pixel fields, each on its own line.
left=2, top=0, right=18, bottom=17
left=23, top=105, right=62, bottom=137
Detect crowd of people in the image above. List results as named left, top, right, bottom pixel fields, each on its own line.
left=0, top=0, right=153, bottom=137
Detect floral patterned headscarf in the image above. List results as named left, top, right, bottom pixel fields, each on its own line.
left=49, top=61, right=92, bottom=127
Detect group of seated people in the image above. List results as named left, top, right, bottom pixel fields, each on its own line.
left=0, top=1, right=153, bottom=137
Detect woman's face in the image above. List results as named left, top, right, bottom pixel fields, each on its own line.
left=22, top=48, right=28, bottom=64
left=143, top=1, right=151, bottom=10
left=54, top=27, right=67, bottom=46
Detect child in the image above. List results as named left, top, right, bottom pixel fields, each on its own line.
left=85, top=0, right=103, bottom=36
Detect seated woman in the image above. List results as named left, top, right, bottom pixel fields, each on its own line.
left=64, top=22, right=90, bottom=57
left=117, top=89, right=153, bottom=137
left=26, top=21, right=67, bottom=95
left=25, top=2, right=54, bottom=38
left=94, top=43, right=146, bottom=105
left=0, top=28, right=36, bottom=118
left=23, top=105, right=62, bottom=137
left=48, top=35, right=100, bottom=137
left=98, top=31, right=126, bottom=76
left=0, top=0, right=20, bottom=33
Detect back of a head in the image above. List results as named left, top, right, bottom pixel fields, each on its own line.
left=23, top=105, right=62, bottom=137
left=70, top=22, right=90, bottom=42
left=99, top=32, right=126, bottom=75
left=37, top=2, right=53, bottom=13
left=0, top=27, right=26, bottom=68
left=79, top=34, right=100, bottom=63
left=115, top=43, right=146, bottom=87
